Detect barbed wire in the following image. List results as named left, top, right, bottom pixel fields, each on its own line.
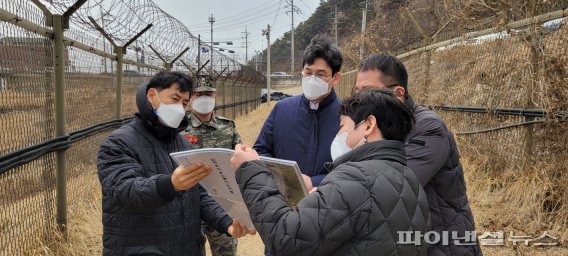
left=31, top=0, right=256, bottom=78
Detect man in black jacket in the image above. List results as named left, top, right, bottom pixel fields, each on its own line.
left=97, top=71, right=254, bottom=256
left=231, top=89, right=430, bottom=256
left=355, top=54, right=482, bottom=256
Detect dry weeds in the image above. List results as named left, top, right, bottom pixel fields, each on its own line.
left=2, top=66, right=566, bottom=255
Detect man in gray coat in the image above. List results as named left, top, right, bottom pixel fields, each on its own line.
left=355, top=54, right=482, bottom=256
left=97, top=71, right=254, bottom=255
left=231, top=89, right=430, bottom=256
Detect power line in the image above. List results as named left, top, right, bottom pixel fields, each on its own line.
left=242, top=27, right=251, bottom=62
left=298, top=0, right=316, bottom=13
left=272, top=0, right=284, bottom=27
left=189, top=1, right=281, bottom=28
left=286, top=0, right=300, bottom=75
left=191, top=8, right=285, bottom=32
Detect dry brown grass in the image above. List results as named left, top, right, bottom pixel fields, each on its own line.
left=4, top=80, right=567, bottom=255
left=337, top=15, right=568, bottom=253
left=460, top=157, right=568, bottom=255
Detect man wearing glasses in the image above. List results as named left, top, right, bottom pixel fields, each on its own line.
left=355, top=53, right=482, bottom=256
left=253, top=35, right=342, bottom=191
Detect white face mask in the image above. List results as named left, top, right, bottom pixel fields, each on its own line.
left=302, top=75, right=332, bottom=101
left=152, top=91, right=186, bottom=128
left=330, top=121, right=366, bottom=161
left=192, top=96, right=216, bottom=114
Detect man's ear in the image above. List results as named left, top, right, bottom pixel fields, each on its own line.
left=364, top=115, right=377, bottom=136
left=330, top=72, right=342, bottom=87
left=147, top=88, right=158, bottom=108
left=393, top=86, right=406, bottom=99
left=147, top=88, right=156, bottom=98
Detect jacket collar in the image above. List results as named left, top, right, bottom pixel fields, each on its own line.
left=301, top=88, right=338, bottom=111
left=134, top=82, right=189, bottom=142
left=326, top=140, right=407, bottom=171
left=189, top=111, right=219, bottom=129
left=404, top=94, right=418, bottom=113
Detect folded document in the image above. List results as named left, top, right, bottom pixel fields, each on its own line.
left=170, top=148, right=308, bottom=229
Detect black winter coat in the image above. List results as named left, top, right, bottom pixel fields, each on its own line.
left=404, top=96, right=482, bottom=256
left=97, top=83, right=232, bottom=255
left=236, top=140, right=430, bottom=256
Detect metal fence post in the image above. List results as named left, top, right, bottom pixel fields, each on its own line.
left=240, top=83, right=243, bottom=116
left=222, top=81, right=227, bottom=117
left=115, top=47, right=124, bottom=119
left=232, top=82, right=236, bottom=119
left=88, top=18, right=152, bottom=119
left=257, top=85, right=260, bottom=108
left=52, top=14, right=67, bottom=234
left=423, top=48, right=432, bottom=102
left=247, top=85, right=251, bottom=114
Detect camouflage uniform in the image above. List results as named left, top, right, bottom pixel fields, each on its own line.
left=183, top=112, right=242, bottom=150
left=181, top=102, right=241, bottom=255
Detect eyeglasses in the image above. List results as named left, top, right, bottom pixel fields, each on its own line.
left=359, top=84, right=400, bottom=91
left=302, top=71, right=332, bottom=80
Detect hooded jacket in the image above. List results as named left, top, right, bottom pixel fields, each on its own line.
left=97, top=83, right=232, bottom=255
left=236, top=140, right=430, bottom=256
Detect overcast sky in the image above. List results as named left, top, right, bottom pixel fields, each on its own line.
left=153, top=0, right=321, bottom=64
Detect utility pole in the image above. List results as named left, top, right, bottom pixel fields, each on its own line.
left=290, top=0, right=295, bottom=75
left=334, top=3, right=338, bottom=44
left=254, top=50, right=260, bottom=71
left=262, top=25, right=271, bottom=103
left=241, top=27, right=250, bottom=63
left=360, top=0, right=368, bottom=61
left=197, top=34, right=201, bottom=76
left=209, top=13, right=215, bottom=73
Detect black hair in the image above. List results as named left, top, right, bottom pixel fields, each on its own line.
left=302, top=35, right=343, bottom=75
left=340, top=89, right=414, bottom=142
left=359, top=53, right=408, bottom=95
left=147, top=71, right=194, bottom=93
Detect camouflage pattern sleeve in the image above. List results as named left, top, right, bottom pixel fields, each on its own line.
left=232, top=124, right=242, bottom=149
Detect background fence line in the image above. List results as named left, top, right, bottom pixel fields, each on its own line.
left=1, top=0, right=567, bottom=254
left=337, top=4, right=568, bottom=248
left=0, top=1, right=264, bottom=254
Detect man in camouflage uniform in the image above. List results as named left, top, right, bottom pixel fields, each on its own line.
left=181, top=77, right=241, bottom=256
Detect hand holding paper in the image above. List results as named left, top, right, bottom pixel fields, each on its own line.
left=301, top=174, right=313, bottom=191
left=231, top=144, right=260, bottom=169
left=227, top=219, right=257, bottom=238
left=170, top=148, right=308, bottom=230
left=171, top=162, right=212, bottom=191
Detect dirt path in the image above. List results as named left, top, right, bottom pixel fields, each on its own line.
left=193, top=87, right=324, bottom=253
left=213, top=104, right=277, bottom=255
left=207, top=86, right=302, bottom=255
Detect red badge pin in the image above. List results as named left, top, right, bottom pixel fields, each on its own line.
left=184, top=135, right=199, bottom=144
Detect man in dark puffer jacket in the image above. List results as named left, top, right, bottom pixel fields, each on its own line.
left=355, top=54, right=482, bottom=256
left=97, top=72, right=254, bottom=256
left=231, top=89, right=430, bottom=256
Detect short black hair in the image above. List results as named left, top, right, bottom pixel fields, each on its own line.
left=340, top=89, right=414, bottom=142
left=359, top=53, right=408, bottom=94
left=147, top=71, right=194, bottom=93
left=302, top=35, right=343, bottom=75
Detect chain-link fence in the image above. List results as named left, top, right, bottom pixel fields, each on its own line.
left=337, top=3, right=568, bottom=246
left=0, top=0, right=264, bottom=254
